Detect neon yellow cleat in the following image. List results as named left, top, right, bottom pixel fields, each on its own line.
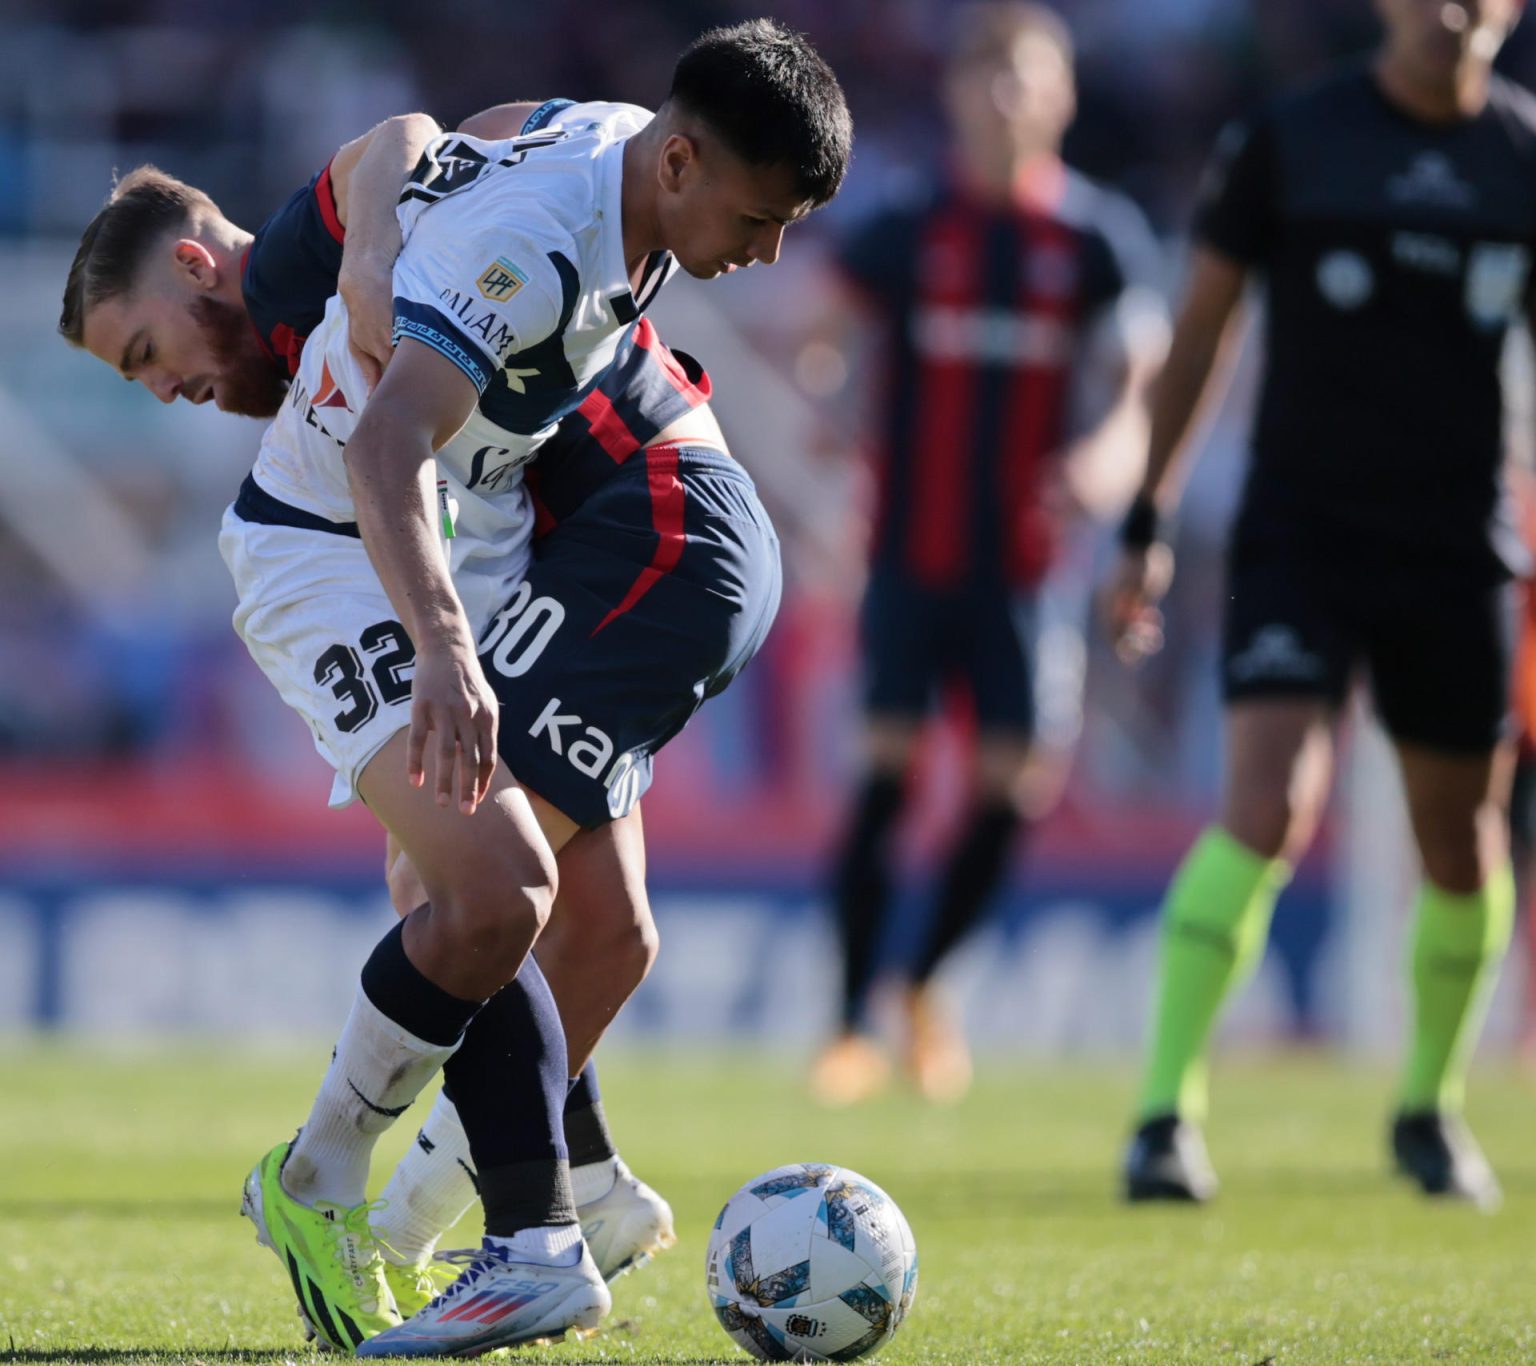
left=240, top=1141, right=402, bottom=1351
left=382, top=1251, right=458, bottom=1320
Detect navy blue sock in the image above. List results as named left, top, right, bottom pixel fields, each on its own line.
left=912, top=800, right=1022, bottom=983
left=442, top=954, right=575, bottom=1233
left=564, top=1061, right=616, bottom=1167
left=360, top=918, right=481, bottom=1045
left=830, top=771, right=906, bottom=1028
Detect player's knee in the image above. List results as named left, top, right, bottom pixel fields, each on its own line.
left=1221, top=787, right=1314, bottom=862
left=1417, top=807, right=1502, bottom=894
left=429, top=849, right=558, bottom=967
left=595, top=911, right=658, bottom=996
left=387, top=850, right=428, bottom=919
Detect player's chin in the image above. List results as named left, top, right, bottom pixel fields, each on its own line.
left=679, top=256, right=727, bottom=280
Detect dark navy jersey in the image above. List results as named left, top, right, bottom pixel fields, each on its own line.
left=1199, top=64, right=1536, bottom=576
left=844, top=166, right=1160, bottom=590
left=241, top=162, right=345, bottom=377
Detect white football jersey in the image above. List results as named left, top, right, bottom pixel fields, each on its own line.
left=245, top=101, right=675, bottom=626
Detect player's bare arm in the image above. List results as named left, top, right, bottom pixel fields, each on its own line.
left=328, top=113, right=443, bottom=385
left=341, top=338, right=489, bottom=815
left=1106, top=245, right=1246, bottom=663
left=1056, top=297, right=1168, bottom=522
left=456, top=101, right=544, bottom=139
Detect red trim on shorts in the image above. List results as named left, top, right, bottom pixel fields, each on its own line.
left=633, top=317, right=712, bottom=404
left=590, top=443, right=688, bottom=636
left=576, top=387, right=643, bottom=464
left=315, top=160, right=346, bottom=244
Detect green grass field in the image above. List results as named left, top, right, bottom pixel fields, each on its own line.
left=2, top=1044, right=1533, bottom=1365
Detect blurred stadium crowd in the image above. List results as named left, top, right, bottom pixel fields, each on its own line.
left=4, top=2, right=1536, bottom=1050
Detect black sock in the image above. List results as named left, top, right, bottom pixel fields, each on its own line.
left=830, top=771, right=906, bottom=1029
left=442, top=954, right=576, bottom=1234
left=912, top=800, right=1022, bottom=984
left=564, top=1061, right=617, bottom=1167
left=360, top=918, right=482, bottom=1045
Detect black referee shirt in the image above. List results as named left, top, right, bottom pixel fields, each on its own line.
left=1200, top=63, right=1536, bottom=576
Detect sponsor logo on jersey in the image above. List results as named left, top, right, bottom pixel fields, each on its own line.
left=1315, top=250, right=1373, bottom=310
left=438, top=288, right=519, bottom=359
left=314, top=358, right=351, bottom=410
left=911, top=305, right=1072, bottom=365
left=477, top=256, right=529, bottom=302
left=1391, top=231, right=1460, bottom=277
left=1465, top=243, right=1530, bottom=329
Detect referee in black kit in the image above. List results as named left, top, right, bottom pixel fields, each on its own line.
left=1108, top=0, right=1533, bottom=1208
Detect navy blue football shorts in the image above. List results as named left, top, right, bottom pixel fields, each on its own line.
left=859, top=563, right=1088, bottom=747
left=480, top=442, right=782, bottom=826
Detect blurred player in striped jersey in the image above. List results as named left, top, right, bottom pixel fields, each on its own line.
left=814, top=1, right=1165, bottom=1105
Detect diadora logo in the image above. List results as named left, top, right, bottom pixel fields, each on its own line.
left=528, top=698, right=642, bottom=818
left=477, top=256, right=528, bottom=302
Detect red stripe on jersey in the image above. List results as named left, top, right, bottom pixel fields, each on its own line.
left=577, top=387, right=643, bottom=464
left=908, top=205, right=986, bottom=588
left=315, top=160, right=345, bottom=244
left=1002, top=214, right=1079, bottom=587
left=525, top=467, right=558, bottom=540
left=633, top=318, right=713, bottom=405
left=590, top=443, right=688, bottom=636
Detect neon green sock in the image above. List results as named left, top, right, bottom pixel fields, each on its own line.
left=1400, top=865, right=1514, bottom=1114
left=1137, top=827, right=1291, bottom=1123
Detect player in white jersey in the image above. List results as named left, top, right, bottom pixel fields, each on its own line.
left=62, top=19, right=851, bottom=1356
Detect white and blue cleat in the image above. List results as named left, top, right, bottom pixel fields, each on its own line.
left=580, top=1159, right=676, bottom=1283
left=355, top=1238, right=610, bottom=1358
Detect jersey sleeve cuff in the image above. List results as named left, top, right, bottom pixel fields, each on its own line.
left=391, top=299, right=496, bottom=393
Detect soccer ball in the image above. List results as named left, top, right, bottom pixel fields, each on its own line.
left=705, top=1163, right=918, bottom=1362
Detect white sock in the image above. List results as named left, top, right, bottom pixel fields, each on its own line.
left=284, top=984, right=460, bottom=1208
left=372, top=1090, right=480, bottom=1265
left=487, top=1222, right=583, bottom=1268
left=570, top=1155, right=620, bottom=1208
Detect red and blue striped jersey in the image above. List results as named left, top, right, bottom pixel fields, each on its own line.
left=843, top=165, right=1158, bottom=589
left=241, top=162, right=345, bottom=377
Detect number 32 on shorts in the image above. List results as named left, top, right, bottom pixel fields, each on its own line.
left=314, top=621, right=415, bottom=734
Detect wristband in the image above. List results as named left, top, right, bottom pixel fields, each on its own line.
left=1118, top=494, right=1163, bottom=549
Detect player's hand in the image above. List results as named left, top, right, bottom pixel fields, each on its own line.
left=406, top=637, right=499, bottom=816
left=1102, top=543, right=1174, bottom=666
left=338, top=251, right=395, bottom=392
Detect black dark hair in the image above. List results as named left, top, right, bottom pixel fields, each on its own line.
left=668, top=18, right=852, bottom=206
left=59, top=166, right=217, bottom=345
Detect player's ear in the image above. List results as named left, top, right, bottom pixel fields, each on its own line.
left=658, top=132, right=698, bottom=194
left=171, top=239, right=220, bottom=289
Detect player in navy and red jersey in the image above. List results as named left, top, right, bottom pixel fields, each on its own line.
left=814, top=1, right=1164, bottom=1105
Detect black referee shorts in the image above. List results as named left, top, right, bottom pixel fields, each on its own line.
left=1221, top=546, right=1517, bottom=754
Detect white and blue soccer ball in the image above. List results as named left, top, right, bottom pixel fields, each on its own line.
left=705, top=1163, right=918, bottom=1362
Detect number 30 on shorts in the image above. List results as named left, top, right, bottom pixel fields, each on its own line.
left=481, top=581, right=566, bottom=679
left=314, top=621, right=415, bottom=734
